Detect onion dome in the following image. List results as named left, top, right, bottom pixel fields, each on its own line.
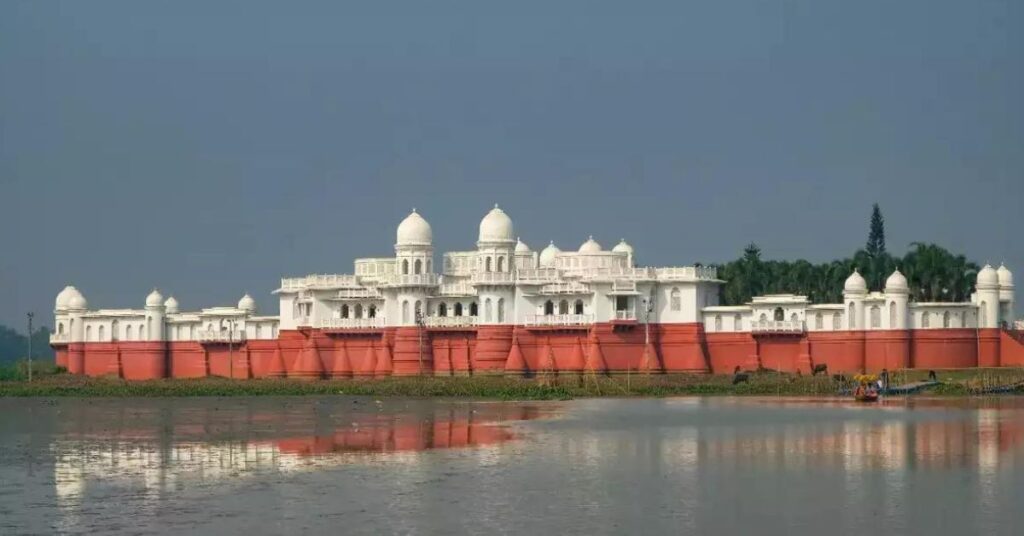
left=164, top=296, right=179, bottom=314
left=66, top=288, right=88, bottom=311
left=55, top=286, right=76, bottom=311
left=238, top=293, right=257, bottom=313
left=145, top=289, right=164, bottom=308
left=578, top=236, right=602, bottom=254
left=997, top=264, right=1013, bottom=287
left=514, top=237, right=531, bottom=254
left=977, top=264, right=999, bottom=288
left=844, top=270, right=867, bottom=294
left=612, top=239, right=633, bottom=255
left=884, top=269, right=908, bottom=293
left=478, top=204, right=515, bottom=243
left=396, top=209, right=432, bottom=247
left=539, top=241, right=561, bottom=267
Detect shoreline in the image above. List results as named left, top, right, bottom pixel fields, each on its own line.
left=2, top=369, right=1023, bottom=399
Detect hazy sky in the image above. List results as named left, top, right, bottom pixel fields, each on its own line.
left=2, top=1, right=1021, bottom=329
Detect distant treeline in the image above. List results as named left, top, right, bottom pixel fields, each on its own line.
left=710, top=205, right=980, bottom=306
left=0, top=324, right=54, bottom=364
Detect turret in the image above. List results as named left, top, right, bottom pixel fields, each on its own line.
left=395, top=208, right=434, bottom=276
left=144, top=289, right=165, bottom=341
left=976, top=265, right=1000, bottom=328
left=997, top=264, right=1014, bottom=324
left=843, top=270, right=867, bottom=330
left=884, top=269, right=909, bottom=329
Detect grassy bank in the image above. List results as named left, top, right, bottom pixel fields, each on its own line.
left=2, top=368, right=1022, bottom=399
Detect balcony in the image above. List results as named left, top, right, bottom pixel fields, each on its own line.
left=280, top=274, right=360, bottom=291
left=611, top=279, right=637, bottom=293
left=655, top=266, right=718, bottom=281
left=516, top=268, right=560, bottom=284
left=423, top=316, right=478, bottom=329
left=334, top=288, right=383, bottom=300
left=196, top=330, right=247, bottom=343
left=320, top=317, right=386, bottom=330
left=580, top=267, right=657, bottom=281
left=538, top=282, right=591, bottom=295
left=386, top=273, right=440, bottom=287
left=613, top=310, right=637, bottom=321
left=524, top=314, right=594, bottom=328
left=50, top=332, right=70, bottom=344
left=438, top=282, right=475, bottom=296
left=750, top=320, right=804, bottom=334
left=471, top=272, right=515, bottom=285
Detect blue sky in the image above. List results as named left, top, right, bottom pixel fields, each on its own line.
left=1, top=0, right=1021, bottom=328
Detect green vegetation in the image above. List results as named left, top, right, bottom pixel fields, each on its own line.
left=2, top=369, right=1021, bottom=399
left=0, top=360, right=64, bottom=381
left=712, top=204, right=980, bottom=305
left=0, top=324, right=54, bottom=364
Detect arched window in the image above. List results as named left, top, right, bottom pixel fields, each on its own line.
left=498, top=298, right=505, bottom=322
left=454, top=303, right=463, bottom=317
left=942, top=311, right=950, bottom=328
left=497, top=256, right=504, bottom=272
left=758, top=313, right=767, bottom=325
left=922, top=311, right=930, bottom=328
left=402, top=301, right=410, bottom=324
left=485, top=257, right=492, bottom=272
left=959, top=312, right=966, bottom=328
left=58, top=323, right=64, bottom=334
left=484, top=298, right=493, bottom=322
left=559, top=300, right=569, bottom=315
left=714, top=315, right=723, bottom=332
left=773, top=307, right=784, bottom=321
left=426, top=259, right=432, bottom=273
left=99, top=325, right=106, bottom=341
left=402, top=259, right=409, bottom=275
left=979, top=302, right=987, bottom=327
left=146, top=318, right=152, bottom=340
left=469, top=302, right=478, bottom=316
left=255, top=325, right=262, bottom=338
left=86, top=325, right=93, bottom=341
left=574, top=300, right=584, bottom=315
left=341, top=304, right=350, bottom=319
left=790, top=313, right=799, bottom=325
left=832, top=313, right=841, bottom=330
left=734, top=314, right=743, bottom=331
left=271, top=325, right=277, bottom=338
left=354, top=304, right=363, bottom=318
left=126, top=325, right=133, bottom=340
left=111, top=320, right=119, bottom=341
left=439, top=302, right=448, bottom=317
left=670, top=288, right=681, bottom=312
left=414, top=259, right=422, bottom=274
left=870, top=306, right=880, bottom=328
left=544, top=300, right=554, bottom=315
left=848, top=303, right=856, bottom=329
left=368, top=305, right=377, bottom=318
left=889, top=302, right=897, bottom=328
left=815, top=313, right=823, bottom=330
left=415, top=301, right=422, bottom=319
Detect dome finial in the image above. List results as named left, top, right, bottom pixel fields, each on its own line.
left=494, top=203, right=499, bottom=209
left=412, top=207, right=416, bottom=213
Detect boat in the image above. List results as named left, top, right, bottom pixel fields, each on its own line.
left=853, top=374, right=880, bottom=403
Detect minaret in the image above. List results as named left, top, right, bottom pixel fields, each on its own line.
left=144, top=289, right=166, bottom=341
left=884, top=269, right=909, bottom=329
left=976, top=265, right=1000, bottom=329
left=997, top=264, right=1015, bottom=325
left=474, top=205, right=517, bottom=373
left=843, top=270, right=868, bottom=330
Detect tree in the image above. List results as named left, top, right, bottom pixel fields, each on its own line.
left=866, top=203, right=886, bottom=257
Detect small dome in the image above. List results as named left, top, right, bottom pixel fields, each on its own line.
left=164, top=296, right=179, bottom=313
left=514, top=237, right=531, bottom=254
left=578, top=236, right=602, bottom=254
left=997, top=264, right=1013, bottom=287
left=66, top=288, right=87, bottom=310
left=396, top=209, right=432, bottom=247
left=478, top=204, right=515, bottom=243
left=145, top=289, right=164, bottom=308
left=977, top=264, right=999, bottom=288
left=885, top=269, right=908, bottom=292
left=238, top=293, right=257, bottom=313
left=539, top=241, right=561, bottom=267
left=844, top=270, right=867, bottom=294
left=55, top=285, right=76, bottom=311
left=612, top=239, right=633, bottom=255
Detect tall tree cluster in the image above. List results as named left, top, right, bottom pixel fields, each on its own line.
left=713, top=205, right=980, bottom=306
left=0, top=324, right=54, bottom=363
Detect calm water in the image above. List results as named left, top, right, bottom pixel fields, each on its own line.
left=1, top=396, right=1022, bottom=535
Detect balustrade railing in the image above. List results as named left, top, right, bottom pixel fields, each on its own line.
left=515, top=268, right=560, bottom=283
left=614, top=310, right=637, bottom=321
left=319, top=317, right=386, bottom=330
left=580, top=267, right=657, bottom=281
left=438, top=283, right=475, bottom=296
left=654, top=266, right=718, bottom=280
left=49, top=332, right=70, bottom=344
left=611, top=279, right=637, bottom=292
left=524, top=314, right=594, bottom=327
left=750, top=320, right=804, bottom=333
left=423, top=316, right=478, bottom=328
left=281, top=274, right=360, bottom=291
left=470, top=272, right=515, bottom=285
left=335, top=288, right=382, bottom=300
left=538, top=282, right=591, bottom=295
left=196, top=330, right=247, bottom=342
left=386, top=273, right=440, bottom=287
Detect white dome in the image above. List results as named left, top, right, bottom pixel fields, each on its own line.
left=884, top=269, right=908, bottom=292
left=844, top=270, right=867, bottom=294
left=55, top=285, right=76, bottom=311
left=478, top=204, right=514, bottom=243
left=145, top=289, right=164, bottom=308
left=612, top=239, right=633, bottom=255
left=977, top=264, right=999, bottom=288
left=539, top=241, right=561, bottom=267
left=238, top=293, right=257, bottom=313
left=997, top=264, right=1013, bottom=287
left=164, top=296, right=179, bottom=313
left=514, top=237, right=531, bottom=254
left=66, top=288, right=87, bottom=310
left=396, top=209, right=432, bottom=247
left=578, top=236, right=602, bottom=254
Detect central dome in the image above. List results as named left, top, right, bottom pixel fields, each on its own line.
left=396, top=209, right=432, bottom=247
left=578, top=236, right=602, bottom=254
left=478, top=204, right=514, bottom=243
left=844, top=270, right=867, bottom=294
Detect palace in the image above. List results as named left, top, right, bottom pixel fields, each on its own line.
left=50, top=206, right=1023, bottom=379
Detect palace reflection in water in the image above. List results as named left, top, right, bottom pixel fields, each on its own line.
left=2, top=397, right=1023, bottom=535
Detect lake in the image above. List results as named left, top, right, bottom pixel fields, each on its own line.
left=1, top=395, right=1022, bottom=535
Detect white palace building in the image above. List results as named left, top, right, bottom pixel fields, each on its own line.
left=51, top=206, right=1021, bottom=379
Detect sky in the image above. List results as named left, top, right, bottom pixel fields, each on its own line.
left=1, top=0, right=1022, bottom=329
